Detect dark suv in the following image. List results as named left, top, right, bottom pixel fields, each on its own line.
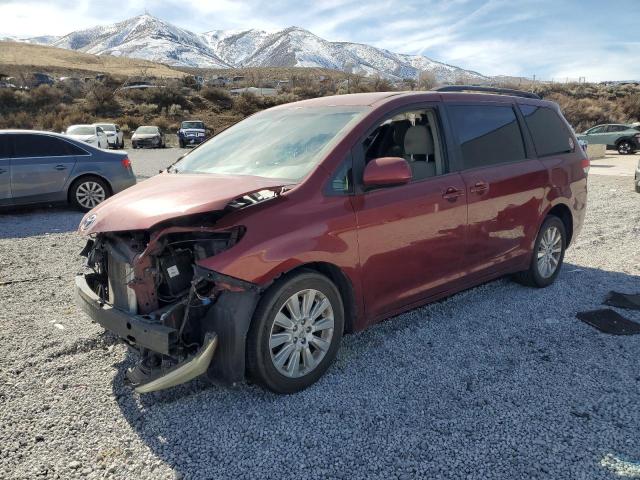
left=177, top=120, right=208, bottom=148
left=75, top=87, right=588, bottom=394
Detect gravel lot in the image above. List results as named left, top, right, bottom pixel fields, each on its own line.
left=0, top=157, right=639, bottom=479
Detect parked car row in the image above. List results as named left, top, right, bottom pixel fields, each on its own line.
left=63, top=123, right=167, bottom=150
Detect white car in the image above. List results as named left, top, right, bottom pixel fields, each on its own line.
left=93, top=123, right=124, bottom=149
left=66, top=124, right=108, bottom=149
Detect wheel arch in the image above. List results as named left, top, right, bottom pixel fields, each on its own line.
left=546, top=203, right=574, bottom=246
left=265, top=261, right=358, bottom=335
left=66, top=173, right=113, bottom=203
left=615, top=136, right=633, bottom=146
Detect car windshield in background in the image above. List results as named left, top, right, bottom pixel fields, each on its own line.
left=67, top=126, right=94, bottom=135
left=136, top=127, right=158, bottom=134
left=172, top=107, right=366, bottom=181
left=96, top=124, right=116, bottom=132
left=182, top=122, right=204, bottom=129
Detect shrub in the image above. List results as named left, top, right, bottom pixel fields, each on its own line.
left=136, top=103, right=159, bottom=117
left=0, top=89, right=21, bottom=111
left=0, top=111, right=32, bottom=129
left=621, top=93, right=640, bottom=121
left=233, top=92, right=261, bottom=116
left=144, top=86, right=189, bottom=110
left=86, top=83, right=120, bottom=115
left=201, top=87, right=233, bottom=109
left=29, top=85, right=63, bottom=110
left=151, top=116, right=171, bottom=131
left=120, top=114, right=144, bottom=132
left=167, top=103, right=184, bottom=118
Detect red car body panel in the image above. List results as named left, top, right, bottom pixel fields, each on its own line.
left=80, top=91, right=588, bottom=335
left=350, top=172, right=468, bottom=321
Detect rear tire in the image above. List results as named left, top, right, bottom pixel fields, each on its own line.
left=247, top=271, right=344, bottom=394
left=69, top=176, right=110, bottom=212
left=618, top=140, right=633, bottom=155
left=514, top=216, right=566, bottom=288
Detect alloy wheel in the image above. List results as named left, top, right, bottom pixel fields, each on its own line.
left=269, top=289, right=335, bottom=378
left=619, top=142, right=631, bottom=154
left=75, top=181, right=106, bottom=209
left=537, top=225, right=562, bottom=278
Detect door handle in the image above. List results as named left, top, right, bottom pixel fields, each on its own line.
left=442, top=186, right=464, bottom=201
left=470, top=181, right=488, bottom=194
left=54, top=165, right=67, bottom=171
left=0, top=168, right=6, bottom=174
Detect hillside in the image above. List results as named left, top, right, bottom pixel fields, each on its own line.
left=0, top=41, right=186, bottom=79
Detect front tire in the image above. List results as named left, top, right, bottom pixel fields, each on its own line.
left=515, top=216, right=566, bottom=288
left=69, top=176, right=110, bottom=212
left=247, top=271, right=344, bottom=394
left=618, top=140, right=633, bottom=155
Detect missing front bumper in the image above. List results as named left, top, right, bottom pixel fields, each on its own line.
left=75, top=274, right=177, bottom=355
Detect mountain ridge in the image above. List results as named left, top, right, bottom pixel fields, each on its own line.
left=37, top=14, right=487, bottom=82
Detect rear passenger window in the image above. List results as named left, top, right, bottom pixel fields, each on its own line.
left=520, top=105, right=573, bottom=157
left=13, top=134, right=85, bottom=158
left=449, top=105, right=526, bottom=169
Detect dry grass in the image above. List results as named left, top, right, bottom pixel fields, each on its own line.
left=0, top=41, right=185, bottom=79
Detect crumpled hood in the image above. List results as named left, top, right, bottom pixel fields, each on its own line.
left=79, top=173, right=288, bottom=235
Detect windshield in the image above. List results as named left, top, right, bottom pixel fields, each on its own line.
left=67, top=126, right=94, bottom=135
left=182, top=121, right=205, bottom=130
left=136, top=126, right=158, bottom=134
left=95, top=124, right=116, bottom=132
left=171, top=106, right=366, bottom=181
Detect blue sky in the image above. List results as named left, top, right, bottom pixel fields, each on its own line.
left=1, top=0, right=639, bottom=81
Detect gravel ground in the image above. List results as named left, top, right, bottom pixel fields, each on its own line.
left=0, top=173, right=639, bottom=480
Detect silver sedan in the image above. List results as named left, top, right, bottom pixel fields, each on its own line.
left=0, top=130, right=136, bottom=211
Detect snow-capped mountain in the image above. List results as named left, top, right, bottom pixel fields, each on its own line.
left=48, top=14, right=486, bottom=82
left=53, top=15, right=230, bottom=68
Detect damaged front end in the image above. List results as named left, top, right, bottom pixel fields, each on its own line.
left=75, top=221, right=261, bottom=393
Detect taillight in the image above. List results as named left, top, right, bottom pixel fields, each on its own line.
left=121, top=156, right=131, bottom=169
left=581, top=158, right=590, bottom=175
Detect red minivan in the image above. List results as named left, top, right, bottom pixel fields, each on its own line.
left=75, top=87, right=588, bottom=394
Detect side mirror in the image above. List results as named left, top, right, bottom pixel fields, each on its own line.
left=363, top=157, right=412, bottom=188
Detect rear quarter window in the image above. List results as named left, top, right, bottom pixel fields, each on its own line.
left=448, top=105, right=526, bottom=169
left=520, top=105, right=574, bottom=157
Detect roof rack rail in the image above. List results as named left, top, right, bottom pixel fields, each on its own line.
left=433, top=85, right=541, bottom=100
